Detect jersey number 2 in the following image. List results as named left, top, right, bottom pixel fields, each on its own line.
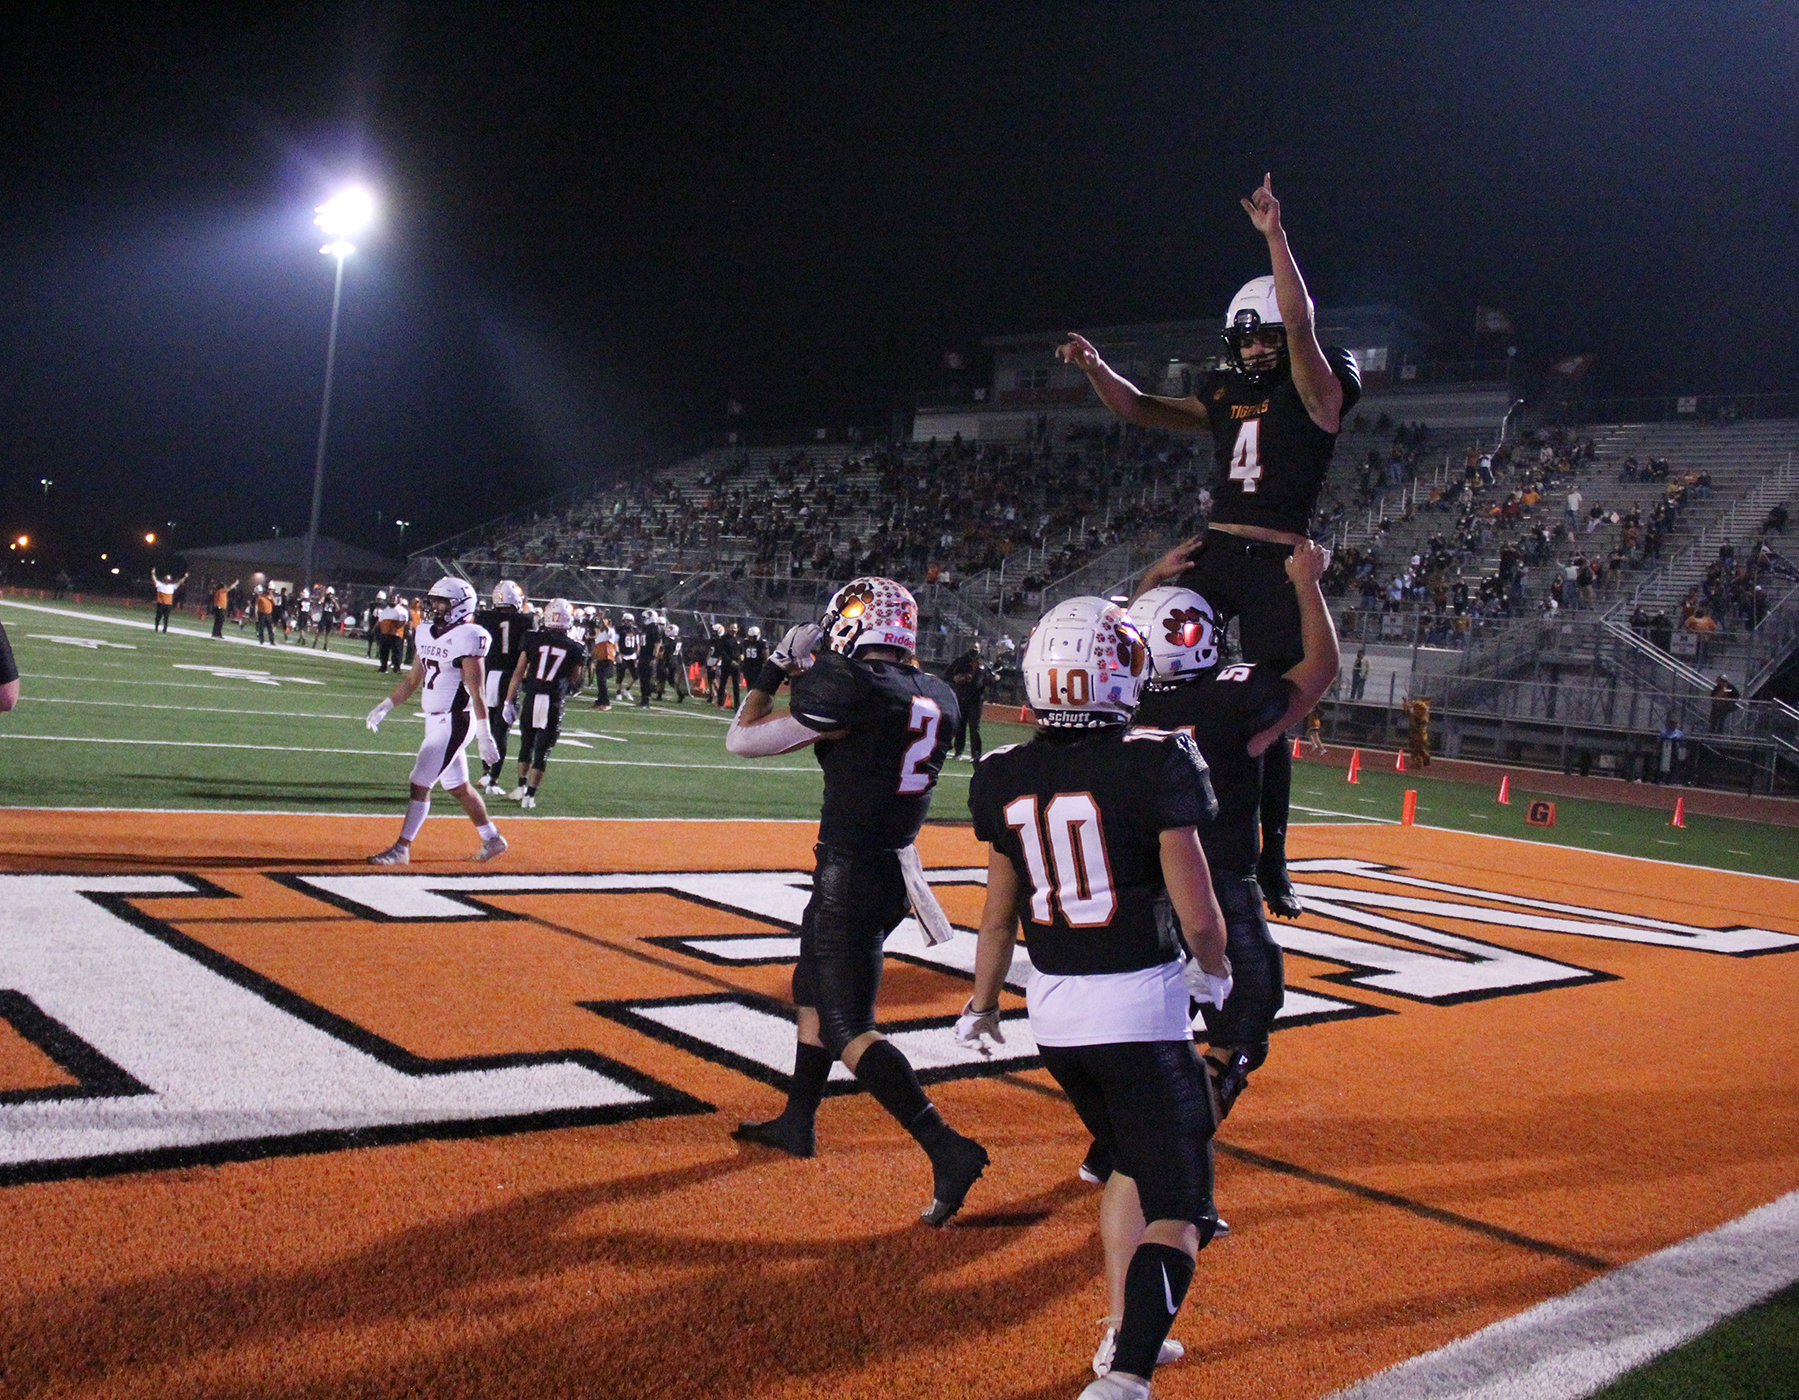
left=1229, top=418, right=1262, bottom=493
left=897, top=697, right=942, bottom=794
left=1002, top=793, right=1117, bottom=927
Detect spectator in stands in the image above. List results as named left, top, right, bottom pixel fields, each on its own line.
left=1708, top=674, right=1739, bottom=732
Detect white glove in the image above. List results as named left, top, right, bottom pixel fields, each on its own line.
left=366, top=699, right=393, bottom=732
left=954, top=998, right=1005, bottom=1052
left=771, top=622, right=822, bottom=673
left=477, top=726, right=501, bottom=767
left=502, top=700, right=519, bottom=727
left=1184, top=955, right=1234, bottom=1011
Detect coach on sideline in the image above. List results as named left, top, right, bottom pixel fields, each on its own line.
left=0, top=617, right=19, bottom=712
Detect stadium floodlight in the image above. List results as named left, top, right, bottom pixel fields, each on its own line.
left=302, top=186, right=376, bottom=594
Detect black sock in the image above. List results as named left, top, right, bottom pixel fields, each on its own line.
left=1113, top=1242, right=1196, bottom=1379
left=782, top=1041, right=832, bottom=1125
left=1259, top=740, right=1292, bottom=871
left=852, top=1039, right=950, bottom=1151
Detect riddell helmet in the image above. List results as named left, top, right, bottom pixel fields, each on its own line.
left=1223, top=274, right=1303, bottom=384
left=821, top=577, right=918, bottom=657
left=493, top=580, right=526, bottom=609
left=1023, top=596, right=1148, bottom=726
left=747, top=625, right=761, bottom=638
left=622, top=612, right=636, bottom=625
left=1126, top=585, right=1222, bottom=679
left=427, top=576, right=478, bottom=627
left=543, top=598, right=576, bottom=631
left=713, top=623, right=726, bottom=636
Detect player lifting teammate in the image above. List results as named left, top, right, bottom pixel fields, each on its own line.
left=1128, top=539, right=1339, bottom=1123
left=960, top=597, right=1232, bottom=1399
left=364, top=577, right=507, bottom=864
left=725, top=577, right=989, bottom=1226
left=501, top=598, right=587, bottom=810
left=1059, top=173, right=1360, bottom=919
left=474, top=580, right=531, bottom=794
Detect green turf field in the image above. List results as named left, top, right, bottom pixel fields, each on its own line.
left=1589, top=1280, right=1799, bottom=1400
left=3, top=596, right=1794, bottom=883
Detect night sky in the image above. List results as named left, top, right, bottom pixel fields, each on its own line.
left=3, top=2, right=1795, bottom=577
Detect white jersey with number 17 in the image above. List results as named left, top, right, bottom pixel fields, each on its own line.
left=413, top=620, right=491, bottom=715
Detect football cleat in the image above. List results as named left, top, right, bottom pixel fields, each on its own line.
left=367, top=841, right=410, bottom=866
left=1207, top=1049, right=1254, bottom=1121
left=1078, top=1373, right=1151, bottom=1400
left=507, top=785, right=529, bottom=802
left=1258, top=863, right=1304, bottom=919
left=731, top=1116, right=816, bottom=1159
left=519, top=794, right=536, bottom=810
left=1093, top=1319, right=1185, bottom=1379
left=920, top=1131, right=989, bottom=1227
left=471, top=833, right=508, bottom=862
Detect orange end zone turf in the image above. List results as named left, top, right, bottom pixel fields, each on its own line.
left=1, top=811, right=1795, bottom=1400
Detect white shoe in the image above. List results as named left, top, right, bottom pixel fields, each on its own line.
left=1079, top=1372, right=1152, bottom=1400
left=507, top=785, right=529, bottom=801
left=367, top=841, right=410, bottom=866
left=471, top=833, right=508, bottom=862
left=1093, top=1319, right=1184, bottom=1378
left=519, top=794, right=536, bottom=810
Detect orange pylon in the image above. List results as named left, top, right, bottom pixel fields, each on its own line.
left=1671, top=797, right=1686, bottom=828
left=1292, top=736, right=1303, bottom=759
left=1496, top=775, right=1511, bottom=804
left=1395, top=749, right=1407, bottom=772
left=1346, top=749, right=1361, bottom=784
left=1401, top=789, right=1418, bottom=825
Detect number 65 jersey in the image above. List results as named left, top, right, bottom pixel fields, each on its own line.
left=788, top=650, right=961, bottom=853
left=413, top=620, right=492, bottom=714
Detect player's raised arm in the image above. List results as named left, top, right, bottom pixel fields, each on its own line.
left=1248, top=539, right=1342, bottom=756
left=1242, top=174, right=1342, bottom=432
left=1057, top=332, right=1210, bottom=433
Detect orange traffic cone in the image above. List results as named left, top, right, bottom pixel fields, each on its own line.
left=1346, top=749, right=1361, bottom=784
left=1292, top=736, right=1304, bottom=759
left=1395, top=749, right=1407, bottom=772
left=1671, top=797, right=1685, bottom=828
left=1401, top=789, right=1418, bottom=825
left=1496, top=774, right=1511, bottom=804
left=1019, top=704, right=1031, bottom=723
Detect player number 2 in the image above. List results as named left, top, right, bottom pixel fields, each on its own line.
left=1229, top=418, right=1262, bottom=493
left=1001, top=793, right=1117, bottom=927
left=897, top=696, right=942, bottom=794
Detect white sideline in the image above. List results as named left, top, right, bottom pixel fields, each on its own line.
left=0, top=598, right=384, bottom=665
left=1324, top=1188, right=1799, bottom=1400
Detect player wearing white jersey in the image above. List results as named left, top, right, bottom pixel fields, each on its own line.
left=364, top=577, right=508, bottom=864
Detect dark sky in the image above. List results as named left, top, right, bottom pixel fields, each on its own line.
left=4, top=2, right=1796, bottom=570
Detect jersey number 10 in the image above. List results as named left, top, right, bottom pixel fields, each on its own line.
left=1002, top=793, right=1117, bottom=927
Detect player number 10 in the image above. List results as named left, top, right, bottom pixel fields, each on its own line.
left=1002, top=792, right=1117, bottom=927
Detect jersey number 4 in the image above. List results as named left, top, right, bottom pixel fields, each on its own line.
left=1002, top=793, right=1117, bottom=927
left=897, top=696, right=943, bottom=794
left=1229, top=418, right=1262, bottom=493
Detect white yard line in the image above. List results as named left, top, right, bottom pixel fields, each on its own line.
left=1324, top=1188, right=1799, bottom=1400
left=0, top=599, right=384, bottom=666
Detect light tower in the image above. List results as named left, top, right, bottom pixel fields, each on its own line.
left=303, top=187, right=376, bottom=594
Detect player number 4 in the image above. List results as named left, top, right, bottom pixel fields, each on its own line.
left=1229, top=418, right=1262, bottom=492
left=1002, top=793, right=1117, bottom=927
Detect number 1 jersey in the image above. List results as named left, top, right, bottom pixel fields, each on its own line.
left=788, top=650, right=961, bottom=852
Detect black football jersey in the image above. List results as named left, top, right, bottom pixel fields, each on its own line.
left=618, top=627, right=640, bottom=662
left=740, top=636, right=768, bottom=671
left=1132, top=662, right=1292, bottom=877
left=968, top=726, right=1217, bottom=977
left=789, top=650, right=961, bottom=852
left=1201, top=347, right=1361, bottom=535
left=518, top=629, right=587, bottom=703
left=475, top=607, right=529, bottom=685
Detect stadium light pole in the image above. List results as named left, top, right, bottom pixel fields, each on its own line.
left=303, top=187, right=375, bottom=595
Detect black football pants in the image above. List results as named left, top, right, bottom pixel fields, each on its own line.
left=1196, top=874, right=1285, bottom=1071
left=791, top=845, right=909, bottom=1058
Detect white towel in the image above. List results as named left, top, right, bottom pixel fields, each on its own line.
left=897, top=844, right=955, bottom=946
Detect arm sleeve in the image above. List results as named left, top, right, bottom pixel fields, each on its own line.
left=1156, top=733, right=1218, bottom=829
left=752, top=659, right=790, bottom=694
left=0, top=621, right=16, bottom=686
left=726, top=711, right=817, bottom=757
left=788, top=652, right=869, bottom=732
left=1327, top=346, right=1362, bottom=416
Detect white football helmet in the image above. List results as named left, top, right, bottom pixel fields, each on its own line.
left=1126, top=586, right=1221, bottom=679
left=1022, top=596, right=1147, bottom=727
left=426, top=577, right=477, bottom=627
left=1223, top=274, right=1306, bottom=382
left=746, top=625, right=761, bottom=638
left=821, top=577, right=917, bottom=657
left=543, top=598, right=577, bottom=631
left=493, top=580, right=526, bottom=609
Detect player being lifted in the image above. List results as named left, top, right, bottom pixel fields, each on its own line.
left=474, top=580, right=531, bottom=794
left=501, top=597, right=588, bottom=810
left=364, top=577, right=507, bottom=864
left=1127, top=539, right=1338, bottom=1122
left=725, top=577, right=990, bottom=1226
left=1059, top=173, right=1360, bottom=919
left=959, top=597, right=1232, bottom=1400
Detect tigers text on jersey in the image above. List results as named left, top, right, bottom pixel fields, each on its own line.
left=519, top=629, right=588, bottom=701
left=788, top=651, right=960, bottom=853
left=1132, top=662, right=1292, bottom=878
left=1202, top=347, right=1361, bottom=535
left=968, top=726, right=1217, bottom=1046
left=412, top=620, right=491, bottom=715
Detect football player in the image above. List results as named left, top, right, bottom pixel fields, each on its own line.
left=615, top=612, right=640, bottom=703
left=474, top=581, right=531, bottom=793
left=1128, top=539, right=1340, bottom=1123
left=725, top=577, right=988, bottom=1226
left=635, top=609, right=661, bottom=707
left=959, top=597, right=1231, bottom=1399
left=501, top=598, right=588, bottom=810
left=364, top=577, right=507, bottom=864
left=1059, top=173, right=1361, bottom=920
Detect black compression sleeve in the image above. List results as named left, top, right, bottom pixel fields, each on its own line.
left=753, top=660, right=790, bottom=694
